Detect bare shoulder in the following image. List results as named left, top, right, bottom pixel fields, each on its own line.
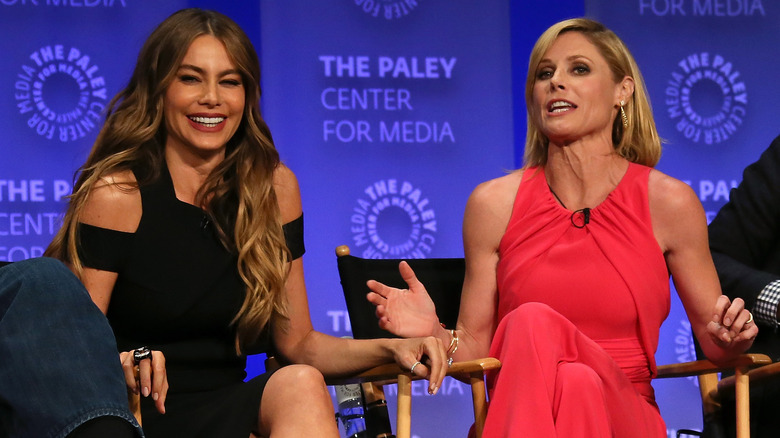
left=81, top=169, right=141, bottom=232
left=648, top=168, right=706, bottom=252
left=464, top=170, right=524, bottom=246
left=468, top=170, right=524, bottom=212
left=273, top=163, right=302, bottom=222
left=648, top=169, right=701, bottom=214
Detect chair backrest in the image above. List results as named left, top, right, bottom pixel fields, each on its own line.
left=336, top=245, right=465, bottom=339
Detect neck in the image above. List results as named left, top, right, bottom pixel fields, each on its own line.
left=544, top=141, right=628, bottom=211
left=164, top=148, right=223, bottom=207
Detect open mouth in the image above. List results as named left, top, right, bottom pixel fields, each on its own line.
left=548, top=101, right=576, bottom=113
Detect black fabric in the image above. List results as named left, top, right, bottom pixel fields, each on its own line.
left=336, top=249, right=464, bottom=339
left=75, top=165, right=294, bottom=438
left=283, top=213, right=305, bottom=260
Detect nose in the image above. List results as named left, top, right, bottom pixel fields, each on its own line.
left=549, top=70, right=565, bottom=90
left=199, top=81, right=220, bottom=107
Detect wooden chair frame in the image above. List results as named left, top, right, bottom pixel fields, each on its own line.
left=656, top=351, right=771, bottom=437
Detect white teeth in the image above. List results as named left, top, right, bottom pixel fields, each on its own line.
left=549, top=101, right=573, bottom=113
left=189, top=116, right=225, bottom=127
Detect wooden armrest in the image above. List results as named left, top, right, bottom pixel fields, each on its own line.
left=717, top=359, right=780, bottom=393
left=325, top=357, right=501, bottom=387
left=656, top=354, right=771, bottom=379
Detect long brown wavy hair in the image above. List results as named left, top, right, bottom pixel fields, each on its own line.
left=523, top=18, right=662, bottom=168
left=46, top=8, right=290, bottom=354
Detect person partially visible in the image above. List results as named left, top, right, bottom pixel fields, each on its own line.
left=707, top=133, right=780, bottom=438
left=0, top=259, right=143, bottom=438
left=366, top=18, right=757, bottom=437
left=44, top=8, right=447, bottom=438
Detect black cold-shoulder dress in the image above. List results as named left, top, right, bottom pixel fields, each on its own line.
left=78, top=165, right=305, bottom=438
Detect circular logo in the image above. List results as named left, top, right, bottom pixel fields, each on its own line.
left=352, top=0, right=420, bottom=20
left=673, top=319, right=699, bottom=386
left=14, top=44, right=108, bottom=142
left=350, top=178, right=437, bottom=259
left=665, top=52, right=747, bottom=145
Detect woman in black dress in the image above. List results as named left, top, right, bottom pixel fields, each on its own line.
left=46, top=8, right=448, bottom=438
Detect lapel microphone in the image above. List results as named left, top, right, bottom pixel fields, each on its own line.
left=571, top=208, right=590, bottom=229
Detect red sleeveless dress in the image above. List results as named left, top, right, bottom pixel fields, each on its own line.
left=484, top=163, right=670, bottom=437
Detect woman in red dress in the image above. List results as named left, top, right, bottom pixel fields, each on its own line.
left=367, top=18, right=757, bottom=437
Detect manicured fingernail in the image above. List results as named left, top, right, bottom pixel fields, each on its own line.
left=722, top=333, right=731, bottom=342
left=430, top=385, right=437, bottom=395
left=143, top=386, right=150, bottom=397
left=153, top=392, right=159, bottom=401
left=724, top=317, right=732, bottom=326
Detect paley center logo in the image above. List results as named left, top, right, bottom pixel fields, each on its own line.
left=14, top=44, right=108, bottom=142
left=352, top=0, right=419, bottom=20
left=350, top=178, right=437, bottom=259
left=665, top=52, right=747, bottom=145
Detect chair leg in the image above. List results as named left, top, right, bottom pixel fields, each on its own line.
left=396, top=374, right=412, bottom=438
left=735, top=366, right=750, bottom=438
left=469, top=372, right=488, bottom=438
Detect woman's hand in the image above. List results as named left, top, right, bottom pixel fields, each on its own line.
left=120, top=348, right=169, bottom=414
left=366, top=261, right=441, bottom=338
left=391, top=336, right=449, bottom=395
left=707, top=295, right=758, bottom=351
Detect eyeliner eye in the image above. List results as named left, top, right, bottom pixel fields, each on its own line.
left=180, top=75, right=199, bottom=83
left=537, top=69, right=553, bottom=80
left=573, top=65, right=590, bottom=75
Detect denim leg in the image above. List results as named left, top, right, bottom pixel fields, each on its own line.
left=0, top=258, right=143, bottom=438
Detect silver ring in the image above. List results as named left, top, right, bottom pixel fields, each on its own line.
left=133, top=346, right=152, bottom=365
left=410, top=361, right=422, bottom=373
left=745, top=311, right=753, bottom=325
left=447, top=357, right=453, bottom=367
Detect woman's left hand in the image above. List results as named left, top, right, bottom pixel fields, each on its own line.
left=707, top=295, right=758, bottom=348
left=391, top=336, right=449, bottom=395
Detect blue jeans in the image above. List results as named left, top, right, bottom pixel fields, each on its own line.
left=0, top=258, right=143, bottom=438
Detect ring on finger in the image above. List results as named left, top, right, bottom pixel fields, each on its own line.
left=133, top=346, right=153, bottom=365
left=745, top=311, right=753, bottom=325
left=410, top=361, right=422, bottom=373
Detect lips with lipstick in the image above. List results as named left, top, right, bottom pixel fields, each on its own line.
left=188, top=115, right=226, bottom=128
left=548, top=100, right=576, bottom=113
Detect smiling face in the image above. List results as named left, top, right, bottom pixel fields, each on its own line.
left=163, top=34, right=245, bottom=161
left=531, top=31, right=629, bottom=146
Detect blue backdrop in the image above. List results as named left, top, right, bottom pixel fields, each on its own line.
left=2, top=0, right=776, bottom=436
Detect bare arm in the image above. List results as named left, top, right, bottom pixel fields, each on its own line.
left=451, top=172, right=520, bottom=360
left=270, top=165, right=448, bottom=393
left=649, top=170, right=756, bottom=364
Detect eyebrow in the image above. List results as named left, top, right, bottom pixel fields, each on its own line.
left=177, top=64, right=241, bottom=77
left=539, top=54, right=593, bottom=65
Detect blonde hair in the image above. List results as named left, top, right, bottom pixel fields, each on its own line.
left=46, top=8, right=289, bottom=354
left=523, top=18, right=661, bottom=168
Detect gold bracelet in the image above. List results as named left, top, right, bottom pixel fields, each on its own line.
left=447, top=329, right=459, bottom=356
